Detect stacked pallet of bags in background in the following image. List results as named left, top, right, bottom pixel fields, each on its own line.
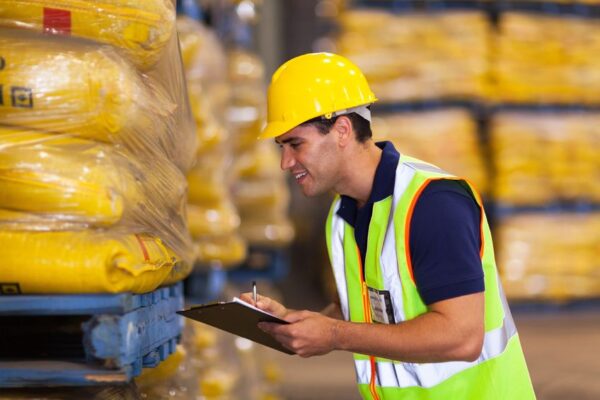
left=227, top=49, right=295, bottom=249
left=331, top=1, right=600, bottom=302
left=371, top=108, right=489, bottom=195
left=0, top=0, right=197, bottom=294
left=495, top=212, right=600, bottom=301
left=490, top=110, right=600, bottom=300
left=492, top=11, right=600, bottom=103
left=490, top=111, right=600, bottom=205
left=489, top=6, right=600, bottom=301
left=336, top=8, right=491, bottom=102
left=177, top=15, right=247, bottom=269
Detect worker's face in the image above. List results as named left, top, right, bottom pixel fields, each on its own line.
left=276, top=123, right=341, bottom=197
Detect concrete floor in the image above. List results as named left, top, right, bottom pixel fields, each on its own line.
left=270, top=309, right=600, bottom=400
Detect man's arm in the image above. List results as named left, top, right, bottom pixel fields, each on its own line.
left=259, top=291, right=484, bottom=361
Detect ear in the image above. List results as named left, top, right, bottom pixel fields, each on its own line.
left=333, top=116, right=353, bottom=147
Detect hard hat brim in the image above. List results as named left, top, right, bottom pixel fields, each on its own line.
left=258, top=119, right=299, bottom=140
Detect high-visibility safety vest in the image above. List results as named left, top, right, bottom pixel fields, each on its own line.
left=326, top=155, right=536, bottom=400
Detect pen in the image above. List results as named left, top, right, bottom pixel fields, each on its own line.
left=252, top=281, right=257, bottom=305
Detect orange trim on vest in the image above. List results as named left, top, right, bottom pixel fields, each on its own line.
left=405, top=177, right=487, bottom=283
left=463, top=178, right=486, bottom=258
left=356, top=245, right=380, bottom=400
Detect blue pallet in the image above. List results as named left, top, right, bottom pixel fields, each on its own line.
left=0, top=284, right=184, bottom=387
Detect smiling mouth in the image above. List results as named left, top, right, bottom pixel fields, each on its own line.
left=294, top=171, right=308, bottom=181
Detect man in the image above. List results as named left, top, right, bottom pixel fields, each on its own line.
left=241, top=53, right=535, bottom=399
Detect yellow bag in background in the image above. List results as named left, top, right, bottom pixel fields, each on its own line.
left=194, top=234, right=247, bottom=268
left=0, top=230, right=178, bottom=294
left=187, top=201, right=240, bottom=238
left=0, top=0, right=174, bottom=69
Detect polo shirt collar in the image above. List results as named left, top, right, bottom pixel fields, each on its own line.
left=336, top=141, right=400, bottom=226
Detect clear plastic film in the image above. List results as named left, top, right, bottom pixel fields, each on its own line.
left=0, top=1, right=197, bottom=293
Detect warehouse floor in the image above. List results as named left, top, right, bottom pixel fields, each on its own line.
left=269, top=309, right=600, bottom=400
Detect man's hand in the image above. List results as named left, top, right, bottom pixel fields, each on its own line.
left=259, top=310, right=339, bottom=357
left=239, top=293, right=289, bottom=319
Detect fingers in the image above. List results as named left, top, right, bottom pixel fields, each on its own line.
left=239, top=292, right=255, bottom=306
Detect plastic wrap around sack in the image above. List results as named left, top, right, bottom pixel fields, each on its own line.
left=0, top=129, right=138, bottom=228
left=0, top=28, right=196, bottom=172
left=0, top=127, right=194, bottom=265
left=0, top=0, right=175, bottom=70
left=0, top=230, right=179, bottom=294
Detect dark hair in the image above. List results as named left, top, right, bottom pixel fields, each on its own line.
left=300, top=111, right=372, bottom=143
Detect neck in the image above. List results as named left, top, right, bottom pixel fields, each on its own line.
left=336, top=141, right=382, bottom=207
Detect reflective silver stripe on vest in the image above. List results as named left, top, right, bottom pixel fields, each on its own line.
left=403, top=162, right=449, bottom=175
left=330, top=198, right=350, bottom=321
left=355, top=313, right=517, bottom=388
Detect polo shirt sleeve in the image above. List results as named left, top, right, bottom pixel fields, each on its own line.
left=408, top=179, right=484, bottom=305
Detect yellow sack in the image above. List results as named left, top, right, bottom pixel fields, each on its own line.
left=187, top=154, right=231, bottom=205
left=195, top=234, right=247, bottom=267
left=0, top=29, right=168, bottom=143
left=0, top=230, right=178, bottom=294
left=187, top=201, right=240, bottom=238
left=0, top=128, right=142, bottom=228
left=0, top=0, right=174, bottom=69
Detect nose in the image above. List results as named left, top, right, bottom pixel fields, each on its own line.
left=280, top=146, right=295, bottom=171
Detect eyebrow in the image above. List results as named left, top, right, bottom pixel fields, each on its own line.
left=275, top=137, right=298, bottom=145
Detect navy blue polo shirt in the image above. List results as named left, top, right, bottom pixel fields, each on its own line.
left=336, top=141, right=484, bottom=305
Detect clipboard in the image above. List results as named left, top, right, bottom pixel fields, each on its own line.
left=177, top=297, right=294, bottom=355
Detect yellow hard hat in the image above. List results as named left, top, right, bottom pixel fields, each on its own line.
left=259, top=52, right=377, bottom=139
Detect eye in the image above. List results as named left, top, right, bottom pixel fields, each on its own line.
left=290, top=142, right=301, bottom=149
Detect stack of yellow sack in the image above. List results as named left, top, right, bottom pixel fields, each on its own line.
left=0, top=0, right=197, bottom=294
left=372, top=108, right=489, bottom=195
left=496, top=212, right=600, bottom=301
left=227, top=49, right=295, bottom=247
left=490, top=111, right=600, bottom=205
left=177, top=16, right=247, bottom=268
left=336, top=9, right=491, bottom=102
left=492, top=12, right=600, bottom=103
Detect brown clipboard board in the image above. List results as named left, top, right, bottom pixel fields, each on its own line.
left=177, top=298, right=294, bottom=355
